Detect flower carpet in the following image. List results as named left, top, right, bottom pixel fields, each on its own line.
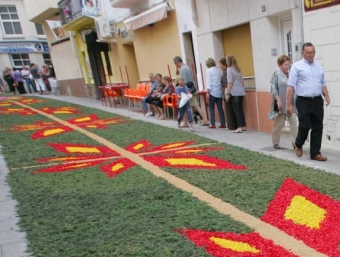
left=1, top=95, right=340, bottom=257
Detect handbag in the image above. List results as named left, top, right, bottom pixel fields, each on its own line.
left=268, top=98, right=279, bottom=120
left=186, top=81, right=197, bottom=94
left=268, top=70, right=279, bottom=120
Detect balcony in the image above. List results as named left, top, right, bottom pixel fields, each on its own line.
left=58, top=0, right=99, bottom=31
left=23, top=0, right=59, bottom=24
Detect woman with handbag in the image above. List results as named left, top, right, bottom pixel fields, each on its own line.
left=271, top=55, right=297, bottom=149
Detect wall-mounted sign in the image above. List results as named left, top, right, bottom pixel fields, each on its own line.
left=46, top=20, right=66, bottom=40
left=304, top=0, right=340, bottom=12
left=0, top=42, right=49, bottom=53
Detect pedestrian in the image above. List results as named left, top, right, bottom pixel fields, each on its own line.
left=286, top=42, right=330, bottom=161
left=3, top=67, right=16, bottom=94
left=173, top=56, right=209, bottom=126
left=12, top=68, right=26, bottom=94
left=30, top=63, right=46, bottom=95
left=219, top=57, right=237, bottom=130
left=224, top=55, right=246, bottom=133
left=271, top=55, right=297, bottom=149
left=205, top=57, right=226, bottom=128
left=21, top=66, right=36, bottom=93
left=175, top=76, right=195, bottom=132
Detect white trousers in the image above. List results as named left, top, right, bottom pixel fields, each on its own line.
left=34, top=78, right=46, bottom=91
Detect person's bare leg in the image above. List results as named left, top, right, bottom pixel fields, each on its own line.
left=157, top=107, right=165, bottom=119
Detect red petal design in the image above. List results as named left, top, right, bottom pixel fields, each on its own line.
left=261, top=178, right=340, bottom=257
left=177, top=229, right=298, bottom=257
left=100, top=158, right=136, bottom=177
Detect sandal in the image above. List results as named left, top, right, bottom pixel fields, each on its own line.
left=274, top=144, right=281, bottom=149
left=190, top=128, right=195, bottom=132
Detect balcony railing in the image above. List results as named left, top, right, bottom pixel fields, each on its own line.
left=58, top=0, right=99, bottom=25
left=244, top=76, right=256, bottom=90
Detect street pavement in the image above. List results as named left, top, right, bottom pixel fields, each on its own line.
left=0, top=94, right=339, bottom=257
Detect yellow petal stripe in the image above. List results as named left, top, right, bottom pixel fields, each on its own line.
left=43, top=128, right=65, bottom=136
left=210, top=237, right=260, bottom=253
left=111, top=163, right=124, bottom=172
left=162, top=143, right=186, bottom=149
left=284, top=195, right=327, bottom=229
left=66, top=146, right=101, bottom=153
left=74, top=117, right=91, bottom=122
left=133, top=143, right=145, bottom=150
left=176, top=149, right=203, bottom=153
left=165, top=158, right=216, bottom=167
left=54, top=111, right=72, bottom=114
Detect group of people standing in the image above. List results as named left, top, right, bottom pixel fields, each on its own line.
left=1, top=64, right=56, bottom=95
left=270, top=42, right=330, bottom=161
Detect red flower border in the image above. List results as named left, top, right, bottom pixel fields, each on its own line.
left=177, top=229, right=298, bottom=257
left=261, top=178, right=340, bottom=257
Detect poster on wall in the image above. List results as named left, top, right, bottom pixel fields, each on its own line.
left=46, top=20, right=66, bottom=40
left=304, top=0, right=340, bottom=12
left=81, top=0, right=99, bottom=17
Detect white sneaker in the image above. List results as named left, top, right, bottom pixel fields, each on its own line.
left=145, top=112, right=153, bottom=117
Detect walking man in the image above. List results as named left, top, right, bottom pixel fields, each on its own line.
left=286, top=42, right=330, bottom=161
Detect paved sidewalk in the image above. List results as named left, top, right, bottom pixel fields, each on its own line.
left=41, top=95, right=340, bottom=175
left=0, top=94, right=339, bottom=257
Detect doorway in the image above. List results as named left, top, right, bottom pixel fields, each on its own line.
left=182, top=32, right=197, bottom=80
left=281, top=18, right=293, bottom=61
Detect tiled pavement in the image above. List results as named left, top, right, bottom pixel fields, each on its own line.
left=1, top=94, right=339, bottom=256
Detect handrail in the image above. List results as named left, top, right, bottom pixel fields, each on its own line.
left=243, top=76, right=256, bottom=89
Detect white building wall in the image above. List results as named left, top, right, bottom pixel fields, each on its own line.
left=174, top=0, right=205, bottom=90
left=304, top=4, right=340, bottom=148
left=0, top=0, right=48, bottom=71
left=186, top=0, right=302, bottom=92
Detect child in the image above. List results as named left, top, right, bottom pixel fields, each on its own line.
left=175, top=76, right=195, bottom=132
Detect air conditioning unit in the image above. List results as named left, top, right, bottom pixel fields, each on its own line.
left=95, top=17, right=116, bottom=40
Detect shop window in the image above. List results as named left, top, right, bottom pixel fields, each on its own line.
left=11, top=54, right=30, bottom=67
left=35, top=23, right=45, bottom=36
left=0, top=6, right=22, bottom=35
left=43, top=53, right=52, bottom=66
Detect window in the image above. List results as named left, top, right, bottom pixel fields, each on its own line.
left=43, top=53, right=52, bottom=66
left=11, top=54, right=30, bottom=67
left=35, top=23, right=45, bottom=36
left=0, top=6, right=22, bottom=35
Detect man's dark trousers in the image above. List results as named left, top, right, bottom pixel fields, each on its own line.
left=295, top=95, right=324, bottom=158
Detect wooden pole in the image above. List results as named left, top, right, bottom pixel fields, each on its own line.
left=167, top=64, right=172, bottom=82
left=191, top=63, right=197, bottom=83
left=124, top=65, right=130, bottom=85
left=119, top=65, right=124, bottom=83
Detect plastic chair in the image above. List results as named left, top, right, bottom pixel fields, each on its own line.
left=163, top=95, right=178, bottom=120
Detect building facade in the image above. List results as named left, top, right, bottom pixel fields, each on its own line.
left=20, top=0, right=340, bottom=149
left=0, top=0, right=50, bottom=73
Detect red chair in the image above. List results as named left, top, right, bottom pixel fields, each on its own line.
left=98, top=86, right=110, bottom=107
left=163, top=95, right=178, bottom=120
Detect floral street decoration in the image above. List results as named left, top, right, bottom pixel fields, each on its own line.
left=261, top=178, right=340, bottom=257
left=0, top=106, right=80, bottom=116
left=177, top=229, right=298, bottom=257
left=10, top=114, right=128, bottom=139
left=33, top=140, right=248, bottom=177
left=0, top=107, right=36, bottom=115
left=38, top=107, right=81, bottom=114
left=128, top=140, right=247, bottom=171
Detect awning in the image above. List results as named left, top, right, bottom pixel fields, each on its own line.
left=124, top=2, right=172, bottom=31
